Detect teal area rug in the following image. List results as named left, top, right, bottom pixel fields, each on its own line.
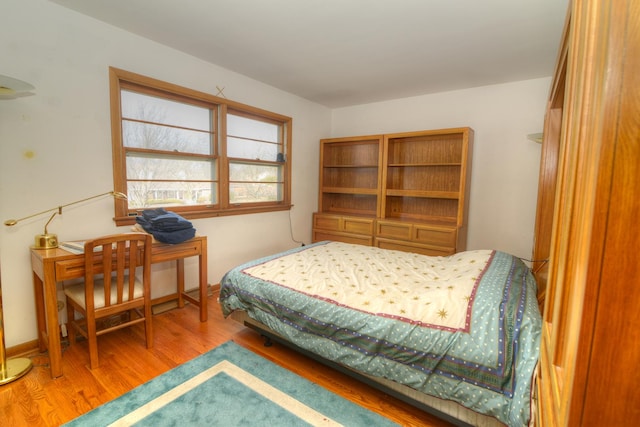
left=64, top=341, right=398, bottom=426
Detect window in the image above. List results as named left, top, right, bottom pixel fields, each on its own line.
left=109, top=68, right=291, bottom=225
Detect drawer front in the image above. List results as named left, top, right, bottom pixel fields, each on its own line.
left=313, top=213, right=341, bottom=231
left=413, top=225, right=457, bottom=247
left=152, top=241, right=201, bottom=263
left=55, top=258, right=86, bottom=281
left=343, top=218, right=374, bottom=235
left=313, top=230, right=373, bottom=246
left=55, top=255, right=142, bottom=281
left=376, top=221, right=412, bottom=240
left=375, top=238, right=454, bottom=257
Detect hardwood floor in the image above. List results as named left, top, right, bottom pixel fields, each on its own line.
left=0, top=294, right=455, bottom=427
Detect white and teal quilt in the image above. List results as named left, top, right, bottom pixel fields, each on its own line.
left=220, top=241, right=541, bottom=427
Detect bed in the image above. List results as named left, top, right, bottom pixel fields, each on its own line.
left=219, top=241, right=541, bottom=427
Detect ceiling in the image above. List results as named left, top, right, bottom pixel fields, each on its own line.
left=51, top=0, right=568, bottom=108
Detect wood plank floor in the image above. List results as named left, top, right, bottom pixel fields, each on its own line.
left=0, top=294, right=455, bottom=427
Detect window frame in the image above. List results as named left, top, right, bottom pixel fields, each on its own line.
left=109, top=67, right=292, bottom=226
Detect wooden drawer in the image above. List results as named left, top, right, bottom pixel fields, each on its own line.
left=375, top=238, right=454, bottom=257
left=313, top=213, right=374, bottom=235
left=55, top=258, right=86, bottom=281
left=343, top=217, right=374, bottom=235
left=313, top=214, right=341, bottom=231
left=413, top=224, right=457, bottom=247
left=55, top=253, right=143, bottom=281
left=313, top=230, right=373, bottom=246
left=377, top=220, right=457, bottom=247
left=376, top=220, right=412, bottom=240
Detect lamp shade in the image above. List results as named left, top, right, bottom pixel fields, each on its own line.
left=0, top=75, right=35, bottom=99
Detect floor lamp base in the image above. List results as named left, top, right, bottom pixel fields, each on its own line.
left=0, top=357, right=33, bottom=385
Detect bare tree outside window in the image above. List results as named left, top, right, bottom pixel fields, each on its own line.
left=110, top=67, right=291, bottom=224
left=121, top=90, right=216, bottom=209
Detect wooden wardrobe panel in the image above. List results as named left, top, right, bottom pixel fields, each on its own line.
left=579, top=0, right=640, bottom=422
left=536, top=0, right=640, bottom=425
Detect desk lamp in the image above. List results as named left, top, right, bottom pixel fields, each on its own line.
left=1, top=190, right=127, bottom=384
left=4, top=191, right=127, bottom=249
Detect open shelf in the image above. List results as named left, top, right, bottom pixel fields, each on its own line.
left=314, top=128, right=472, bottom=255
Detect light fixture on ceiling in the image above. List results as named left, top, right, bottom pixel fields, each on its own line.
left=0, top=75, right=35, bottom=99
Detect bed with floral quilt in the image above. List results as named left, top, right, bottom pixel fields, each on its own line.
left=219, top=241, right=541, bottom=427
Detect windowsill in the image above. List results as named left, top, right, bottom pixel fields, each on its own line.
left=114, top=203, right=293, bottom=226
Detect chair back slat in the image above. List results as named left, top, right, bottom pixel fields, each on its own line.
left=83, top=233, right=151, bottom=309
left=103, top=243, right=114, bottom=307
left=127, top=240, right=138, bottom=302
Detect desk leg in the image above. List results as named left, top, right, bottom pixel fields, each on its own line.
left=199, top=244, right=208, bottom=322
left=176, top=259, right=185, bottom=309
left=32, top=272, right=47, bottom=353
left=37, top=266, right=63, bottom=378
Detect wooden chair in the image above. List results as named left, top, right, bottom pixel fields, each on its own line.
left=64, top=233, right=153, bottom=369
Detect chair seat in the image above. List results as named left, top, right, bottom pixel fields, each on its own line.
left=64, top=276, right=144, bottom=310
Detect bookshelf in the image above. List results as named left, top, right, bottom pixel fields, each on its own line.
left=313, top=128, right=473, bottom=255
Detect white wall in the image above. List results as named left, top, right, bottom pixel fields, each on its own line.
left=0, top=0, right=328, bottom=347
left=1, top=0, right=549, bottom=349
left=331, top=78, right=549, bottom=259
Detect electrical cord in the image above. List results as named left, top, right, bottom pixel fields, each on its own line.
left=288, top=206, right=305, bottom=246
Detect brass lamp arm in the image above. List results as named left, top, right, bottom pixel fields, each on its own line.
left=43, top=209, right=62, bottom=235
left=3, top=191, right=127, bottom=227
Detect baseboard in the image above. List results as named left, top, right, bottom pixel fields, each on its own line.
left=5, top=339, right=40, bottom=358
left=7, top=284, right=220, bottom=357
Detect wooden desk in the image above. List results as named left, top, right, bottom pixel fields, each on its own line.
left=30, top=235, right=208, bottom=378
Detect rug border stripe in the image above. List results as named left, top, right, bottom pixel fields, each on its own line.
left=108, top=360, right=342, bottom=427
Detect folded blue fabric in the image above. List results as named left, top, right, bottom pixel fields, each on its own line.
left=141, top=208, right=168, bottom=220
left=150, top=226, right=196, bottom=244
left=136, top=208, right=196, bottom=244
left=140, top=208, right=193, bottom=231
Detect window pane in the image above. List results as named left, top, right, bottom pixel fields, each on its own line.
left=229, top=162, right=282, bottom=204
left=127, top=181, right=217, bottom=208
left=230, top=183, right=283, bottom=203
left=229, top=163, right=280, bottom=183
left=111, top=68, right=291, bottom=222
left=126, top=154, right=216, bottom=181
left=227, top=136, right=279, bottom=161
left=123, top=121, right=212, bottom=155
left=227, top=114, right=279, bottom=142
left=122, top=90, right=210, bottom=131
